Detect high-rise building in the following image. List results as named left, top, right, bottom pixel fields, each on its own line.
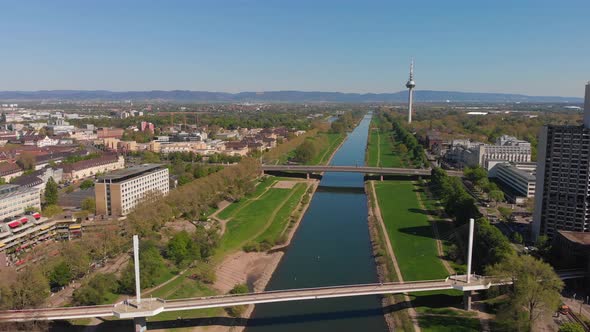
left=95, top=164, right=169, bottom=216
left=405, top=59, right=416, bottom=124
left=533, top=82, right=590, bottom=240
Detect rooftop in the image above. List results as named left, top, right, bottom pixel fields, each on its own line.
left=558, top=231, right=590, bottom=246
left=98, top=164, right=165, bottom=182
left=497, top=163, right=536, bottom=181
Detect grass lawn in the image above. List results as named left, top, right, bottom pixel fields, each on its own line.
left=374, top=181, right=447, bottom=281
left=253, top=183, right=307, bottom=244
left=418, top=316, right=481, bottom=332
left=150, top=278, right=222, bottom=321
left=217, top=177, right=276, bottom=220
left=217, top=186, right=297, bottom=256
left=374, top=180, right=475, bottom=330
left=309, top=132, right=345, bottom=165
left=415, top=183, right=467, bottom=274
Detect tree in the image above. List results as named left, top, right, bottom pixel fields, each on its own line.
left=559, top=323, right=585, bottom=332
left=489, top=190, right=505, bottom=206
left=42, top=204, right=63, bottom=218
left=487, top=254, right=563, bottom=331
left=79, top=179, right=95, bottom=190
left=61, top=242, right=91, bottom=278
left=398, top=143, right=409, bottom=155
left=48, top=261, right=72, bottom=288
left=8, top=267, right=49, bottom=309
left=81, top=197, right=96, bottom=214
left=73, top=273, right=118, bottom=305
left=512, top=232, right=524, bottom=244
left=293, top=140, right=317, bottom=163
left=16, top=153, right=36, bottom=171
left=498, top=206, right=513, bottom=221
left=464, top=166, right=488, bottom=184
left=166, top=230, right=201, bottom=267
left=44, top=177, right=58, bottom=205
left=119, top=241, right=167, bottom=293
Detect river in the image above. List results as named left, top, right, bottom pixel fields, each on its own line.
left=246, top=113, right=388, bottom=331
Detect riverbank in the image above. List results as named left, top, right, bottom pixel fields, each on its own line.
left=209, top=179, right=320, bottom=332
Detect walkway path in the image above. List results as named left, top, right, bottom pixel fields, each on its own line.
left=370, top=181, right=421, bottom=332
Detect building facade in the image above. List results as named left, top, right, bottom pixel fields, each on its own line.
left=533, top=83, right=590, bottom=240
left=95, top=164, right=169, bottom=216
left=490, top=162, right=536, bottom=203
left=0, top=185, right=41, bottom=220
left=63, top=154, right=125, bottom=180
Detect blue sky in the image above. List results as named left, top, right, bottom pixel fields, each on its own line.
left=0, top=0, right=588, bottom=96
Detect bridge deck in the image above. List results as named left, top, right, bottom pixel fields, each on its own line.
left=0, top=277, right=493, bottom=321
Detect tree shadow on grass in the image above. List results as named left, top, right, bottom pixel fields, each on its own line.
left=398, top=225, right=436, bottom=239
left=408, top=207, right=438, bottom=216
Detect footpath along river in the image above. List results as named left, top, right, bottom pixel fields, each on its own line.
left=246, top=113, right=388, bottom=331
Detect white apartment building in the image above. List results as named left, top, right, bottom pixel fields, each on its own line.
left=0, top=185, right=41, bottom=221
left=95, top=164, right=169, bottom=216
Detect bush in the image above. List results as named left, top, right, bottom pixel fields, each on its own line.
left=225, top=283, right=249, bottom=317
left=559, top=323, right=585, bottom=332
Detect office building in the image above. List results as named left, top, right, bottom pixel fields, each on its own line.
left=95, top=164, right=169, bottom=216
left=489, top=162, right=536, bottom=204
left=533, top=82, right=590, bottom=240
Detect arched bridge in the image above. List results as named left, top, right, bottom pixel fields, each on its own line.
left=261, top=165, right=463, bottom=177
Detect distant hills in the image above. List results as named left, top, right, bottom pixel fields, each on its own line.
left=0, top=90, right=582, bottom=103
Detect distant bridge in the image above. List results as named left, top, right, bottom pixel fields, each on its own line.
left=261, top=165, right=463, bottom=178
left=0, top=270, right=583, bottom=322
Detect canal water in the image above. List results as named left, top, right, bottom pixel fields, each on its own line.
left=246, top=113, right=388, bottom=331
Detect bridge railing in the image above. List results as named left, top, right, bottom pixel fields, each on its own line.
left=163, top=278, right=450, bottom=303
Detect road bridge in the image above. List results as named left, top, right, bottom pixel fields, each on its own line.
left=261, top=165, right=463, bottom=178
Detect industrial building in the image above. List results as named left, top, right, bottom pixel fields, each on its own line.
left=95, top=164, right=169, bottom=216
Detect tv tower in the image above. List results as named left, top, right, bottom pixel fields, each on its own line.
left=405, top=59, right=416, bottom=124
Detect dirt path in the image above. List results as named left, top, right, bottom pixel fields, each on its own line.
left=370, top=181, right=421, bottom=332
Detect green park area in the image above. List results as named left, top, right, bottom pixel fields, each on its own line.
left=366, top=119, right=405, bottom=168
left=373, top=180, right=477, bottom=331
left=217, top=177, right=309, bottom=256
left=309, top=132, right=346, bottom=165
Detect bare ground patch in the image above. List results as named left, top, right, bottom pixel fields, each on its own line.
left=272, top=180, right=298, bottom=189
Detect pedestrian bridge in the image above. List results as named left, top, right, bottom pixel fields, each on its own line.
left=0, top=275, right=513, bottom=322
left=0, top=270, right=583, bottom=322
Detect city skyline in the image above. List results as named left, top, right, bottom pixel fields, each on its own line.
left=1, top=0, right=589, bottom=96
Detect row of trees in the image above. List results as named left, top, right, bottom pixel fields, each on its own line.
left=383, top=113, right=428, bottom=167
left=330, top=110, right=364, bottom=134
left=262, top=129, right=318, bottom=164
left=463, top=166, right=505, bottom=205
left=126, top=158, right=261, bottom=236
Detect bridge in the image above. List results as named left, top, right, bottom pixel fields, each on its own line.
left=0, top=270, right=583, bottom=323
left=261, top=165, right=463, bottom=178
left=0, top=275, right=504, bottom=322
